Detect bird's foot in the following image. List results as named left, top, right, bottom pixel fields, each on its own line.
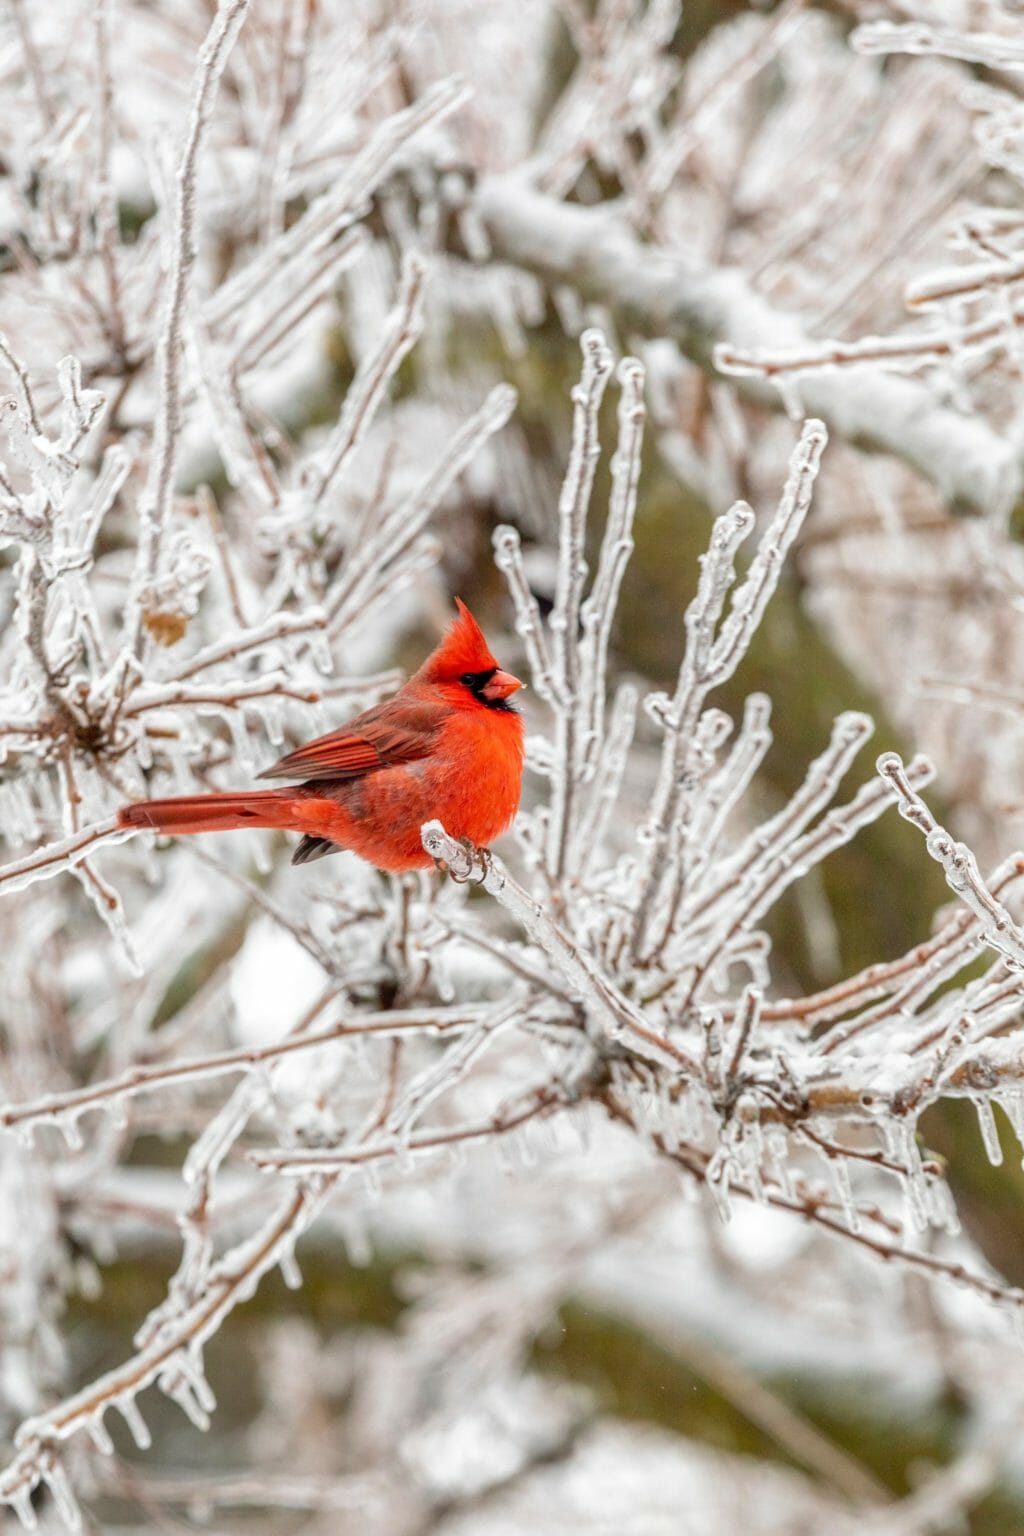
left=457, top=838, right=492, bottom=885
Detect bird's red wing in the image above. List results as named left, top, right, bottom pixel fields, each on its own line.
left=257, top=697, right=442, bottom=783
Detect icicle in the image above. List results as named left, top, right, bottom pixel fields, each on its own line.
left=163, top=1375, right=211, bottom=1433
left=338, top=1211, right=372, bottom=1267
left=178, top=1348, right=216, bottom=1414
left=360, top=1161, right=383, bottom=1202
left=226, top=705, right=256, bottom=775
left=1012, top=1303, right=1024, bottom=1352
left=705, top=1150, right=734, bottom=1222
left=927, top=1173, right=961, bottom=1237
left=830, top=1156, right=861, bottom=1234
left=10, top=1488, right=38, bottom=1530
left=311, top=632, right=333, bottom=672
left=887, top=1119, right=931, bottom=1232
left=973, top=1096, right=1004, bottom=1166
left=116, top=1395, right=152, bottom=1449
left=1001, top=1089, right=1024, bottom=1158
left=278, top=1244, right=302, bottom=1290
left=86, top=1413, right=114, bottom=1455
left=764, top=1124, right=790, bottom=1194
left=55, top=1118, right=85, bottom=1155
left=41, top=1460, right=82, bottom=1531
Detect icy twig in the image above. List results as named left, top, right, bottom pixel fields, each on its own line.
left=635, top=420, right=827, bottom=960
left=852, top=21, right=1024, bottom=69
left=306, top=253, right=428, bottom=511
left=493, top=523, right=558, bottom=708
left=422, top=821, right=699, bottom=1076
left=546, top=327, right=614, bottom=880
left=0, top=818, right=132, bottom=896
left=125, top=0, right=251, bottom=656
left=0, top=1006, right=497, bottom=1138
left=578, top=356, right=645, bottom=803
left=327, top=384, right=517, bottom=635
left=251, top=1085, right=563, bottom=1173
left=878, top=753, right=1024, bottom=975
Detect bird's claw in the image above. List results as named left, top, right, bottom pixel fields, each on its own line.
left=441, top=838, right=491, bottom=885
left=464, top=840, right=492, bottom=884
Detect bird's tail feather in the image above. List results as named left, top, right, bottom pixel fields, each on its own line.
left=118, top=790, right=294, bottom=838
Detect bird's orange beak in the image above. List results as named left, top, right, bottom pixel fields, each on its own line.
left=481, top=669, right=523, bottom=702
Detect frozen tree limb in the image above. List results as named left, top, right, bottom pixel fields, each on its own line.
left=474, top=176, right=1017, bottom=514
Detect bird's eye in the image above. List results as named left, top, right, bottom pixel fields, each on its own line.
left=460, top=672, right=477, bottom=687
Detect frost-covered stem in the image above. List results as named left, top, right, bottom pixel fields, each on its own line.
left=252, top=1084, right=563, bottom=1172
left=725, top=985, right=762, bottom=1082
left=680, top=756, right=935, bottom=1012
left=636, top=0, right=806, bottom=218
left=578, top=356, right=645, bottom=786
left=125, top=0, right=250, bottom=658
left=122, top=674, right=320, bottom=716
left=878, top=753, right=1024, bottom=974
left=0, top=334, right=44, bottom=441
left=852, top=20, right=1024, bottom=68
left=92, top=0, right=127, bottom=364
left=818, top=894, right=1009, bottom=1057
left=493, top=524, right=558, bottom=708
left=628, top=506, right=749, bottom=958
left=745, top=859, right=1024, bottom=1030
left=234, top=227, right=366, bottom=377
left=431, top=908, right=577, bottom=1000
left=684, top=693, right=773, bottom=890
left=577, top=681, right=639, bottom=875
left=0, top=1006, right=496, bottom=1136
left=634, top=421, right=826, bottom=962
left=547, top=328, right=613, bottom=884
left=705, top=421, right=826, bottom=686
left=0, top=818, right=132, bottom=896
left=421, top=821, right=699, bottom=1076
left=327, top=384, right=517, bottom=634
left=206, top=77, right=467, bottom=330
left=715, top=312, right=1018, bottom=385
left=686, top=711, right=874, bottom=933
left=9, top=0, right=54, bottom=130
left=307, top=253, right=427, bottom=510
left=171, top=609, right=328, bottom=680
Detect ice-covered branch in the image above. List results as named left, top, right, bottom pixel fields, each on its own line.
left=474, top=177, right=1016, bottom=514
left=421, top=821, right=700, bottom=1077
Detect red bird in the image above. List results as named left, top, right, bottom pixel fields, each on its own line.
left=118, top=600, right=525, bottom=871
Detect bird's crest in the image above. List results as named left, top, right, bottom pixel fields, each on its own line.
left=417, top=598, right=500, bottom=684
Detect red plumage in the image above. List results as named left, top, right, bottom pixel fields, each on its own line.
left=118, top=600, right=525, bottom=871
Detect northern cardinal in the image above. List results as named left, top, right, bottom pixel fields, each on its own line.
left=118, top=600, right=524, bottom=871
